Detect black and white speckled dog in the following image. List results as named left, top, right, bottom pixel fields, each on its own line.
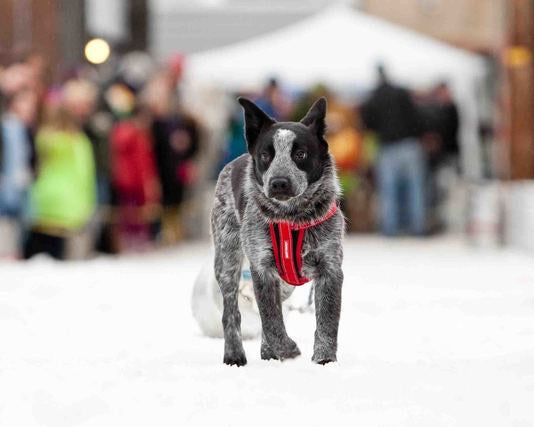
left=211, top=97, right=344, bottom=366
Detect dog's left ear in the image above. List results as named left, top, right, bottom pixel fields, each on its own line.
left=300, top=97, right=327, bottom=138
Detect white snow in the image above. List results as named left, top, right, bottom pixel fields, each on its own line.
left=1, top=236, right=534, bottom=426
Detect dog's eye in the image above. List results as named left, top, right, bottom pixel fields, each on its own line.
left=260, top=152, right=271, bottom=163
left=294, top=150, right=307, bottom=161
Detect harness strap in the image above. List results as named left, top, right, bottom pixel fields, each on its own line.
left=269, top=202, right=338, bottom=286
left=290, top=202, right=339, bottom=230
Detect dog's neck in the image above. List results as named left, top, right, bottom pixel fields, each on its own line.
left=247, top=155, right=340, bottom=224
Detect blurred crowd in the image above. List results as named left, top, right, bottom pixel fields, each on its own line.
left=229, top=67, right=460, bottom=237
left=0, top=53, right=460, bottom=261
left=0, top=53, right=199, bottom=260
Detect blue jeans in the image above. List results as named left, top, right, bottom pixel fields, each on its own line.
left=376, top=139, right=426, bottom=236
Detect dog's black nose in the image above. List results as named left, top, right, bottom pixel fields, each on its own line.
left=270, top=177, right=290, bottom=193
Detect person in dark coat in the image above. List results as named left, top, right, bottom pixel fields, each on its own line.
left=151, top=110, right=199, bottom=243
left=419, top=82, right=461, bottom=232
left=434, top=82, right=460, bottom=161
left=361, top=65, right=426, bottom=236
left=152, top=113, right=198, bottom=207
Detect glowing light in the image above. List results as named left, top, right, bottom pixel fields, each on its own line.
left=84, top=38, right=111, bottom=65
left=505, top=46, right=532, bottom=68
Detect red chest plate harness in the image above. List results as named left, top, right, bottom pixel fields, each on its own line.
left=268, top=202, right=338, bottom=286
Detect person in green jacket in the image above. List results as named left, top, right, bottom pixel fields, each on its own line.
left=24, top=97, right=96, bottom=259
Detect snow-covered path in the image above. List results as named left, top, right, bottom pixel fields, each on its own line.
left=1, top=236, right=534, bottom=426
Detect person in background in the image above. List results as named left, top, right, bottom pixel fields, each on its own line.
left=0, top=62, right=34, bottom=100
left=144, top=72, right=199, bottom=244
left=361, top=65, right=426, bottom=236
left=62, top=80, right=103, bottom=189
left=63, top=79, right=115, bottom=253
left=254, top=78, right=292, bottom=121
left=420, top=81, right=460, bottom=232
left=24, top=90, right=96, bottom=259
left=433, top=82, right=460, bottom=165
left=0, top=89, right=38, bottom=258
left=110, top=104, right=160, bottom=252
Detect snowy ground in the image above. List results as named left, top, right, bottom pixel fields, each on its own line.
left=1, top=236, right=534, bottom=427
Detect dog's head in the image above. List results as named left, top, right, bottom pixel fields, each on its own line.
left=238, top=97, right=328, bottom=202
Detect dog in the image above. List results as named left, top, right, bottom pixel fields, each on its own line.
left=211, top=97, right=344, bottom=366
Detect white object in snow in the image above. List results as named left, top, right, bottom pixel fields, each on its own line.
left=191, top=254, right=309, bottom=339
left=191, top=256, right=261, bottom=339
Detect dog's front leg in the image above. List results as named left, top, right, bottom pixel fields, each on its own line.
left=310, top=249, right=343, bottom=364
left=215, top=249, right=247, bottom=366
left=251, top=268, right=300, bottom=361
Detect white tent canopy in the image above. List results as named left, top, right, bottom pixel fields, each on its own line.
left=186, top=5, right=487, bottom=178
left=187, top=5, right=485, bottom=90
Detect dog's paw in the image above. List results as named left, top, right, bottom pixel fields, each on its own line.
left=262, top=337, right=301, bottom=361
left=312, top=356, right=336, bottom=365
left=312, top=349, right=337, bottom=365
left=223, top=351, right=247, bottom=367
left=277, top=338, right=301, bottom=361
left=261, top=342, right=279, bottom=360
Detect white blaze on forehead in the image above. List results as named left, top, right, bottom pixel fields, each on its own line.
left=262, top=127, right=308, bottom=199
left=273, top=129, right=297, bottom=155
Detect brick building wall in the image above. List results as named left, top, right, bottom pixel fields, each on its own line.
left=360, top=0, right=506, bottom=52
left=0, top=0, right=85, bottom=81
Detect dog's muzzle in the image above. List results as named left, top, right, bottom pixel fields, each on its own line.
left=268, top=177, right=294, bottom=201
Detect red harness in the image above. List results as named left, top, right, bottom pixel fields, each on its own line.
left=269, top=202, right=338, bottom=286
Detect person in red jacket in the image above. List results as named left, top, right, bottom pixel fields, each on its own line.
left=110, top=106, right=161, bottom=252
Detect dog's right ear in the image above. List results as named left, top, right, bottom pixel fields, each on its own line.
left=238, top=97, right=275, bottom=153
left=300, top=97, right=327, bottom=137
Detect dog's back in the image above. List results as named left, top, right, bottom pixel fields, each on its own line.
left=212, top=154, right=248, bottom=234
left=228, top=154, right=249, bottom=223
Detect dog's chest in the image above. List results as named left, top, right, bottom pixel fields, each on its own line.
left=241, top=218, right=317, bottom=275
